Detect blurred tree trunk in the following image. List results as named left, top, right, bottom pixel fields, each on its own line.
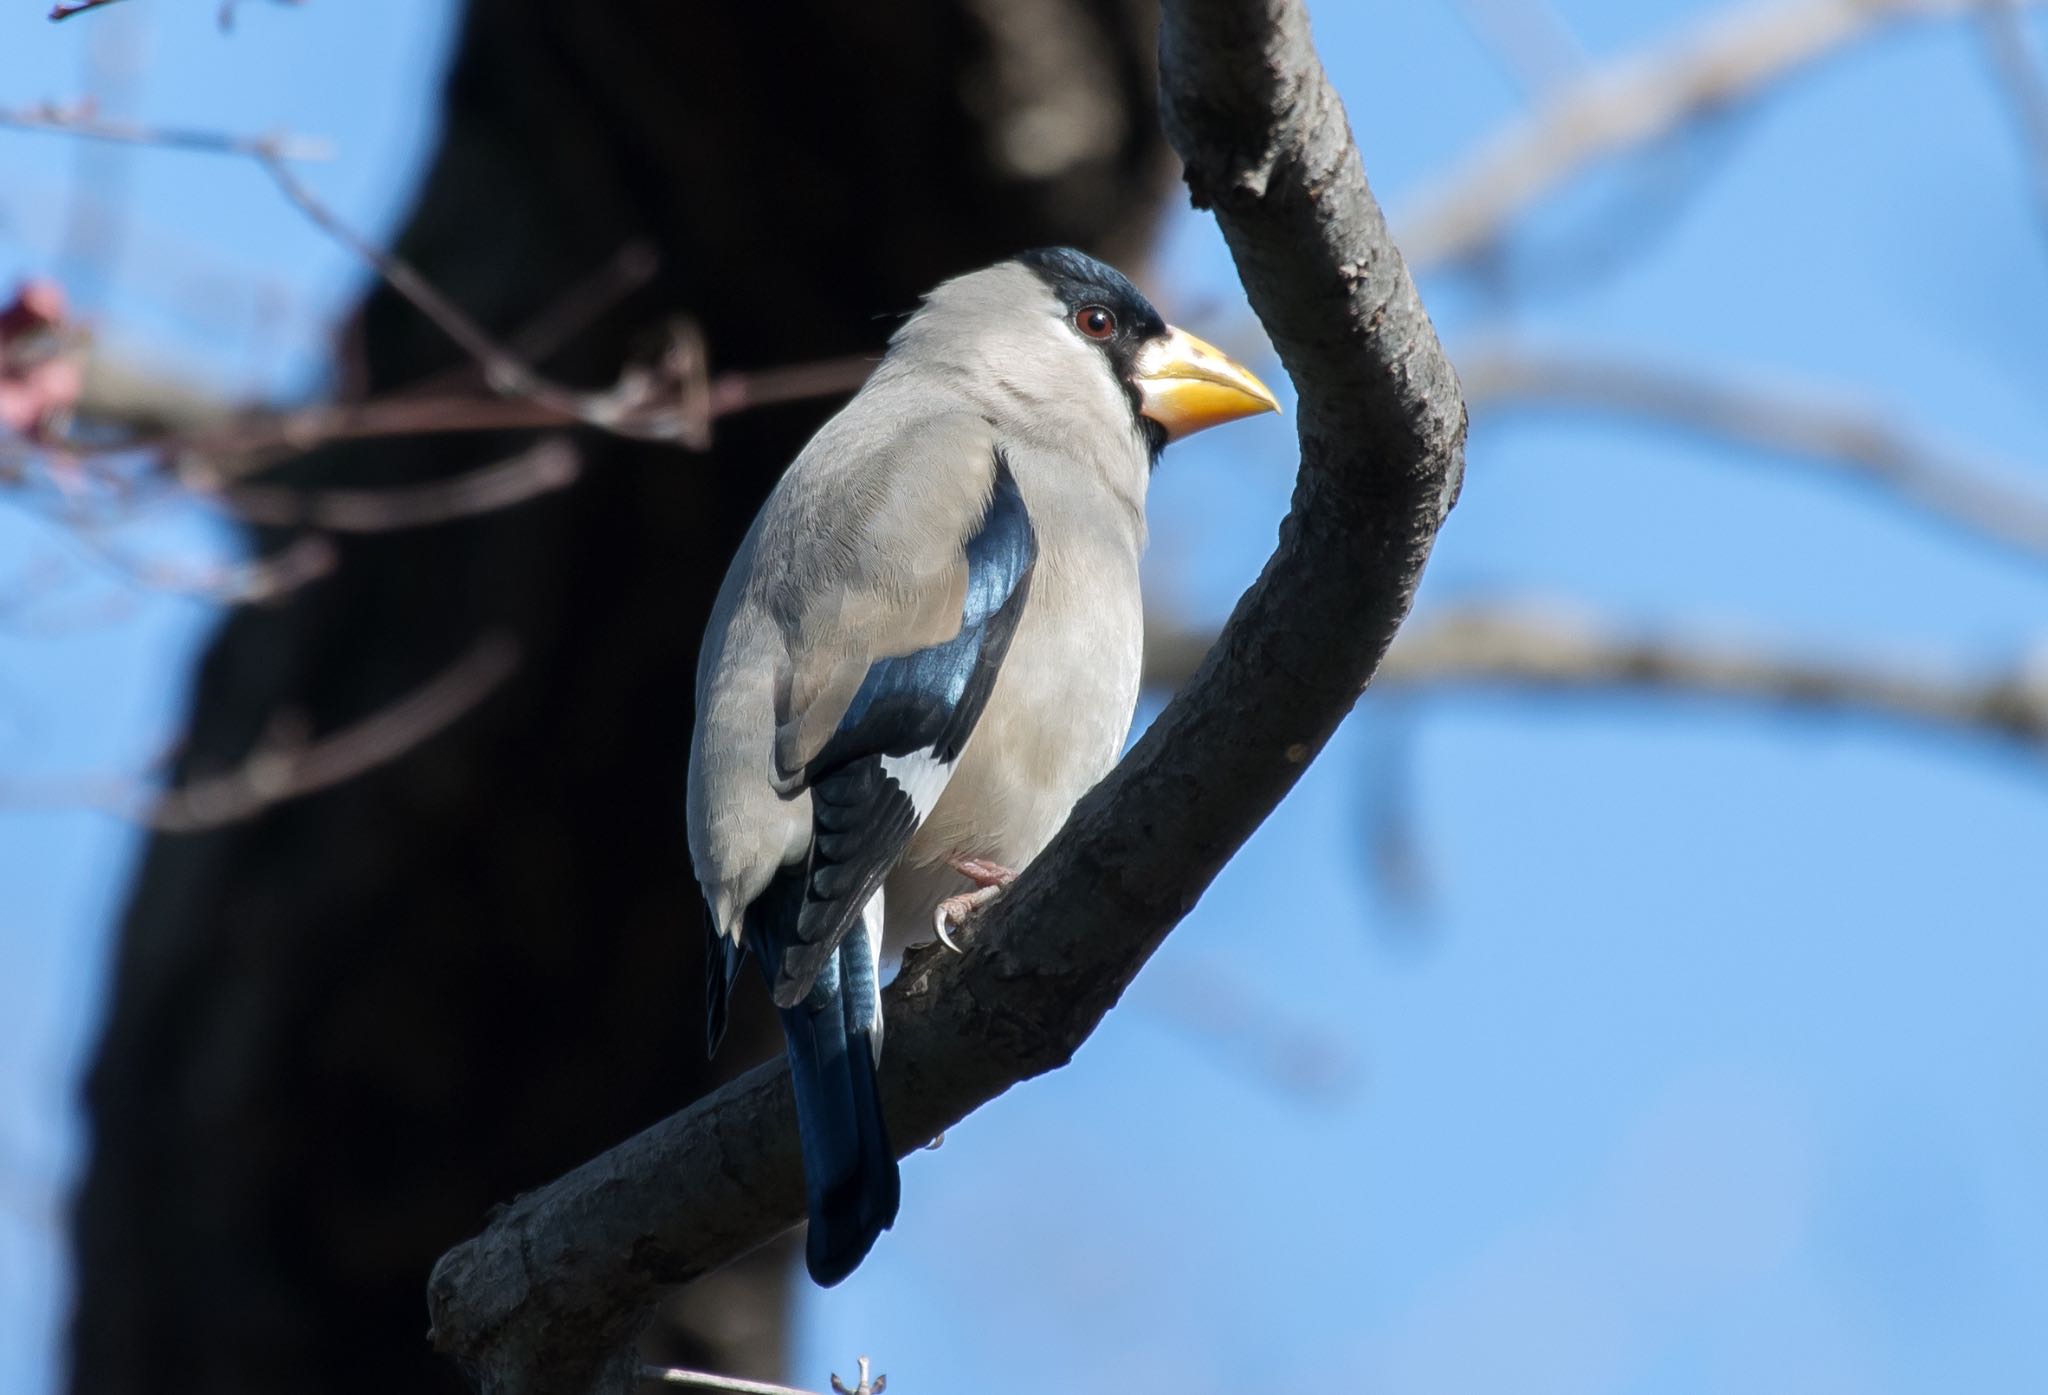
left=66, top=3, right=1169, bottom=1391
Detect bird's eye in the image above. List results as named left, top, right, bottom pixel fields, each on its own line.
left=1075, top=306, right=1117, bottom=340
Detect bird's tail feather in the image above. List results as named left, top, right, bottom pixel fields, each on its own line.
left=778, top=952, right=900, bottom=1285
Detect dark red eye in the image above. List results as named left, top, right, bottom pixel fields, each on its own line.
left=1075, top=305, right=1116, bottom=340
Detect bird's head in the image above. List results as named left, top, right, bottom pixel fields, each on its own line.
left=1013, top=247, right=1280, bottom=452
left=892, top=248, right=1280, bottom=461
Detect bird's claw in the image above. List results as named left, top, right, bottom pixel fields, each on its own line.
left=932, top=881, right=1005, bottom=952
left=831, top=1356, right=885, bottom=1395
left=932, top=904, right=966, bottom=953
left=927, top=855, right=1018, bottom=952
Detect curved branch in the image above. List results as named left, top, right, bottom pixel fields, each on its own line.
left=423, top=1, right=1466, bottom=1391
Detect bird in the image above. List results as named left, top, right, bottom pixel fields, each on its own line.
left=687, top=247, right=1279, bottom=1285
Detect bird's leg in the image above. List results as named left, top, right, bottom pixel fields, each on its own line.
left=932, top=854, right=1019, bottom=952
left=948, top=855, right=1017, bottom=889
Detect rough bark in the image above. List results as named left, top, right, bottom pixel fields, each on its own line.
left=67, top=3, right=1168, bottom=1393
left=425, top=1, right=1467, bottom=1390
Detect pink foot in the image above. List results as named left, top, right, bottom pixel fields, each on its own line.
left=946, top=855, right=1018, bottom=889
left=933, top=855, right=1020, bottom=951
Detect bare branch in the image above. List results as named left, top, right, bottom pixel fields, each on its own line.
left=424, top=1, right=1466, bottom=1390
left=1378, top=610, right=2048, bottom=750
left=4, top=105, right=878, bottom=483
left=102, top=532, right=337, bottom=603
left=249, top=153, right=684, bottom=439
left=250, top=154, right=620, bottom=425
left=24, top=518, right=337, bottom=604
left=252, top=158, right=862, bottom=447
left=1146, top=607, right=2048, bottom=757
left=36, top=349, right=872, bottom=488
left=60, top=241, right=660, bottom=443
left=1450, top=0, right=1590, bottom=95
left=48, top=0, right=131, bottom=21
left=0, top=100, right=334, bottom=161
left=1458, top=344, right=2048, bottom=565
left=1, top=101, right=826, bottom=447
left=75, top=353, right=235, bottom=438
left=0, top=633, right=519, bottom=831
left=1978, top=0, right=2048, bottom=234
left=497, top=241, right=662, bottom=372
left=192, top=437, right=581, bottom=532
left=1401, top=0, right=2034, bottom=271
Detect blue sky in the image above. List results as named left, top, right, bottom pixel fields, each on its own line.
left=5, top=2, right=2048, bottom=1393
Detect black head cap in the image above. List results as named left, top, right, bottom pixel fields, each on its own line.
left=1015, top=247, right=1168, bottom=343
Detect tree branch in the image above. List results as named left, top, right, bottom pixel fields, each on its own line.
left=1400, top=0, right=2035, bottom=272
left=422, top=1, right=1466, bottom=1391
left=0, top=631, right=519, bottom=830
left=48, top=0, right=133, bottom=23
left=1449, top=0, right=1591, bottom=97
left=0, top=100, right=333, bottom=161
left=1146, top=607, right=2048, bottom=758
left=1978, top=0, right=2048, bottom=238
left=1, top=103, right=852, bottom=450
left=197, top=437, right=583, bottom=533
left=1458, top=343, right=2048, bottom=565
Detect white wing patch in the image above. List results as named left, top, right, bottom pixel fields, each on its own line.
left=880, top=750, right=955, bottom=822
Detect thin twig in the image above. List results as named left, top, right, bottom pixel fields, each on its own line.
left=1450, top=0, right=1590, bottom=95
left=196, top=437, right=581, bottom=532
left=0, top=100, right=333, bottom=161
left=35, top=348, right=871, bottom=484
left=1, top=100, right=759, bottom=445
left=1401, top=0, right=2040, bottom=271
left=1978, top=0, right=2048, bottom=235
left=48, top=0, right=130, bottom=20
left=0, top=632, right=520, bottom=831
left=45, top=349, right=874, bottom=481
left=497, top=242, right=661, bottom=371
left=30, top=516, right=337, bottom=604
left=251, top=154, right=784, bottom=446
left=252, top=154, right=629, bottom=423
left=1457, top=344, right=2048, bottom=565
left=113, top=531, right=336, bottom=603
left=175, top=396, right=574, bottom=464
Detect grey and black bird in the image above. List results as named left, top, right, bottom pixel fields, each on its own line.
left=687, top=248, right=1279, bottom=1285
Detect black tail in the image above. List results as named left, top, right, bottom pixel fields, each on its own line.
left=777, top=942, right=900, bottom=1285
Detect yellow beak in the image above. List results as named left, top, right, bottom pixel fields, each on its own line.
left=1133, top=325, right=1282, bottom=440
